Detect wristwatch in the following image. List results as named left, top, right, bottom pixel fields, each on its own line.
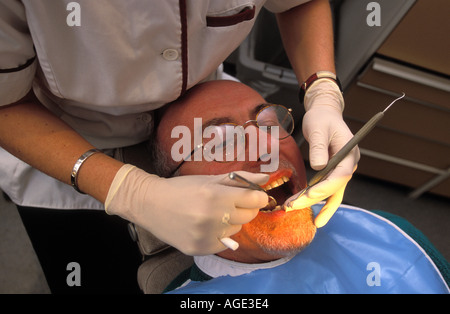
left=298, top=71, right=343, bottom=102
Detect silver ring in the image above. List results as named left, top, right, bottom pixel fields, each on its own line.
left=221, top=213, right=231, bottom=225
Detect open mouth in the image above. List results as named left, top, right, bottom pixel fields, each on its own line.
left=259, top=172, right=294, bottom=213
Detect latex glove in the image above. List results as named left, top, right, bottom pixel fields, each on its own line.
left=105, top=164, right=269, bottom=255
left=285, top=79, right=360, bottom=228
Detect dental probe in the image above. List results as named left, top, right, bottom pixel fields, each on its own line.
left=287, top=92, right=406, bottom=208
left=228, top=172, right=278, bottom=209
left=229, top=172, right=266, bottom=192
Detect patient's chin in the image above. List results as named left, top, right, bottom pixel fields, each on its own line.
left=259, top=232, right=315, bottom=259
left=243, top=207, right=317, bottom=259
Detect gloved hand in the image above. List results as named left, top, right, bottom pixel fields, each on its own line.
left=105, top=164, right=269, bottom=255
left=285, top=79, right=360, bottom=228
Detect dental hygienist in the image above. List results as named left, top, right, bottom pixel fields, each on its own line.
left=0, top=0, right=359, bottom=293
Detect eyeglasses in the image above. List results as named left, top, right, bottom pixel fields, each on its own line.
left=169, top=104, right=294, bottom=176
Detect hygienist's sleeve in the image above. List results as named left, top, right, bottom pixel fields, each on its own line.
left=0, top=0, right=37, bottom=106
left=264, top=0, right=312, bottom=13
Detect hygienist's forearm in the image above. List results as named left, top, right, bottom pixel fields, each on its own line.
left=276, top=0, right=336, bottom=83
left=0, top=94, right=123, bottom=203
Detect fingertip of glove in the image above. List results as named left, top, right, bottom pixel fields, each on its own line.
left=314, top=206, right=337, bottom=228
left=314, top=217, right=328, bottom=228
left=309, top=159, right=327, bottom=171
left=254, top=190, right=270, bottom=207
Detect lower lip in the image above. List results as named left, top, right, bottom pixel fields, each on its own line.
left=260, top=206, right=311, bottom=220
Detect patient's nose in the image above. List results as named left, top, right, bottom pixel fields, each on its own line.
left=244, top=125, right=279, bottom=163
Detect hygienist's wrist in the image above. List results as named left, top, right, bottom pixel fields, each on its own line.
left=75, top=151, right=125, bottom=204
left=303, top=79, right=345, bottom=113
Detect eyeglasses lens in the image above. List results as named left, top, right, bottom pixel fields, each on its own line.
left=202, top=105, right=293, bottom=162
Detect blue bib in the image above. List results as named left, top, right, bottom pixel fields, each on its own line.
left=169, top=204, right=449, bottom=294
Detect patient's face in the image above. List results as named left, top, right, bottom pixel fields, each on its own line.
left=158, top=80, right=316, bottom=263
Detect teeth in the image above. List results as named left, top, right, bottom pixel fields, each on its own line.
left=264, top=176, right=290, bottom=191
left=260, top=205, right=285, bottom=213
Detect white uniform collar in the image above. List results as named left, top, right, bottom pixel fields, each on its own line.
left=194, top=254, right=294, bottom=278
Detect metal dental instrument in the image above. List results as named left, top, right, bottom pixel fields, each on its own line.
left=287, top=92, right=406, bottom=208
left=229, top=172, right=266, bottom=192
left=228, top=172, right=278, bottom=210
